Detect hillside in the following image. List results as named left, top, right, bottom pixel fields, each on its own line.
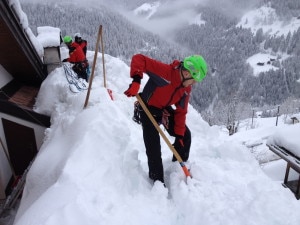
left=117, top=0, right=300, bottom=124
left=20, top=1, right=191, bottom=64
left=20, top=0, right=300, bottom=126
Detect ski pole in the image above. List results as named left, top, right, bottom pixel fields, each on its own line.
left=136, top=94, right=192, bottom=178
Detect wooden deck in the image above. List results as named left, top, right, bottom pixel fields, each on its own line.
left=8, top=86, right=39, bottom=109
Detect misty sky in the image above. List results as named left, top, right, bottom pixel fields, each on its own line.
left=119, top=0, right=260, bottom=39
left=19, top=0, right=261, bottom=39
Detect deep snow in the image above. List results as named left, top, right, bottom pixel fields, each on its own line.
left=11, top=51, right=300, bottom=225
left=2, top=1, right=300, bottom=224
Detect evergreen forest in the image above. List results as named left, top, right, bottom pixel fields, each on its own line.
left=20, top=0, right=300, bottom=126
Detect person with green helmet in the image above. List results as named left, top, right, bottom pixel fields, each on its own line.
left=124, top=53, right=208, bottom=185
left=183, top=55, right=207, bottom=82
left=63, top=35, right=72, bottom=45
left=62, top=35, right=89, bottom=82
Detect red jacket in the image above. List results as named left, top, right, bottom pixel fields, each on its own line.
left=66, top=42, right=86, bottom=63
left=130, top=54, right=191, bottom=136
left=74, top=40, right=87, bottom=56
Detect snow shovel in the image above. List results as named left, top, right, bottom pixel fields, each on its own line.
left=136, top=94, right=192, bottom=179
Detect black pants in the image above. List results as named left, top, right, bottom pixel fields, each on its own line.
left=72, top=63, right=88, bottom=82
left=140, top=106, right=191, bottom=183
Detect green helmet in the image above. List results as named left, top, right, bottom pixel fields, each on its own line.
left=63, top=35, right=72, bottom=44
left=183, top=55, right=208, bottom=82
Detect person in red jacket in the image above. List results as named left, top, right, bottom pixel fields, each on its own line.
left=74, top=33, right=90, bottom=79
left=62, top=35, right=89, bottom=82
left=74, top=33, right=87, bottom=56
left=124, top=54, right=208, bottom=184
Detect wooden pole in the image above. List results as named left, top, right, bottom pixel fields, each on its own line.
left=100, top=27, right=106, bottom=88
left=136, top=94, right=192, bottom=178
left=84, top=25, right=102, bottom=108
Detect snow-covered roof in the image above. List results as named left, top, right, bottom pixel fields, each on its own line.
left=8, top=0, right=44, bottom=57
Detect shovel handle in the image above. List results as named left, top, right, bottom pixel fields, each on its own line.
left=136, top=94, right=192, bottom=178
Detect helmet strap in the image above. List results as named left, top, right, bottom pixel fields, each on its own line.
left=180, top=68, right=185, bottom=85
left=180, top=67, right=194, bottom=84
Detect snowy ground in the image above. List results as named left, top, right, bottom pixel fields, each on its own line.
left=1, top=1, right=299, bottom=224
left=5, top=51, right=300, bottom=225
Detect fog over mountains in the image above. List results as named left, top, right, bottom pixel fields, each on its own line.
left=20, top=0, right=300, bottom=125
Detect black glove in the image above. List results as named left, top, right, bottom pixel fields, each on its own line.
left=174, top=135, right=184, bottom=148
left=172, top=135, right=184, bottom=162
left=62, top=58, right=68, bottom=62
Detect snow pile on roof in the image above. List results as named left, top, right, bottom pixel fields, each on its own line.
left=12, top=51, right=300, bottom=225
left=8, top=0, right=44, bottom=57
left=36, top=26, right=61, bottom=48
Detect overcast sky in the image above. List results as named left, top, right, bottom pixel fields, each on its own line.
left=19, top=0, right=261, bottom=39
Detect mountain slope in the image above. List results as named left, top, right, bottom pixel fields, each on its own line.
left=20, top=2, right=191, bottom=64
left=20, top=0, right=300, bottom=126
left=121, top=0, right=300, bottom=123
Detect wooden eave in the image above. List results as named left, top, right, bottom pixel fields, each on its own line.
left=0, top=0, right=47, bottom=86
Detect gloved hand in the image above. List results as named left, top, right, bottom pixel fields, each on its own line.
left=124, top=82, right=140, bottom=97
left=124, top=75, right=141, bottom=97
left=172, top=135, right=184, bottom=162
left=174, top=135, right=184, bottom=148
left=62, top=58, right=68, bottom=62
